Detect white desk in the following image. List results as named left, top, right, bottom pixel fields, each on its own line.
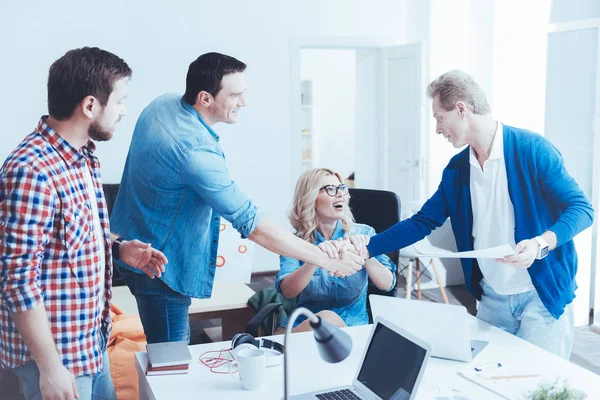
left=135, top=315, right=600, bottom=399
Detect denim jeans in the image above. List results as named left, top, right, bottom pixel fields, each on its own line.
left=477, top=279, right=575, bottom=359
left=117, top=266, right=192, bottom=344
left=12, top=332, right=116, bottom=400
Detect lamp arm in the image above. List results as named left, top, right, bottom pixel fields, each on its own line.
left=284, top=307, right=319, bottom=400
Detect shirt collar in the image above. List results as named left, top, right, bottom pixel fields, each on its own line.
left=180, top=98, right=220, bottom=142
left=469, top=121, right=503, bottom=166
left=315, top=220, right=345, bottom=243
left=37, top=116, right=94, bottom=166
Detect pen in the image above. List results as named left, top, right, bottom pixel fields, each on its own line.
left=474, top=362, right=502, bottom=372
left=485, top=374, right=541, bottom=380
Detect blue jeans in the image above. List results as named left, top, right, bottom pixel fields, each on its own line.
left=117, top=266, right=191, bottom=344
left=12, top=333, right=115, bottom=400
left=477, top=279, right=575, bottom=359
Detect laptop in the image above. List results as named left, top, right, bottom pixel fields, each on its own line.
left=369, top=295, right=488, bottom=362
left=292, top=317, right=431, bottom=400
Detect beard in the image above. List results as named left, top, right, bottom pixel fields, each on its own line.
left=88, top=118, right=113, bottom=142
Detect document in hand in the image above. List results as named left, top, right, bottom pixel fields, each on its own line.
left=413, top=241, right=515, bottom=259
left=146, top=341, right=192, bottom=368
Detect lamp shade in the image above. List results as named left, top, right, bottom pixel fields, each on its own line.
left=310, top=318, right=353, bottom=363
left=284, top=307, right=354, bottom=399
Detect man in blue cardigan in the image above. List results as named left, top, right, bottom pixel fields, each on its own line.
left=365, top=70, right=593, bottom=358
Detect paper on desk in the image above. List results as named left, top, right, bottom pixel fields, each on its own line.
left=457, top=362, right=554, bottom=400
left=413, top=241, right=515, bottom=259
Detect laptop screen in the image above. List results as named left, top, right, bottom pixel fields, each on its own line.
left=357, top=322, right=427, bottom=400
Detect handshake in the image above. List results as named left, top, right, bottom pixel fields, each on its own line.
left=317, top=235, right=371, bottom=278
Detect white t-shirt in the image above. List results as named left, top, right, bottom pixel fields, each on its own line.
left=469, top=122, right=534, bottom=295
left=84, top=164, right=106, bottom=311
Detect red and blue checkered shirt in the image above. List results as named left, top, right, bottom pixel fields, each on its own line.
left=0, top=117, right=113, bottom=376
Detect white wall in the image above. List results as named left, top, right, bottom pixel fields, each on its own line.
left=301, top=49, right=356, bottom=179
left=0, top=0, right=407, bottom=273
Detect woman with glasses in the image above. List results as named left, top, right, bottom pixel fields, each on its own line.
left=274, top=168, right=396, bottom=333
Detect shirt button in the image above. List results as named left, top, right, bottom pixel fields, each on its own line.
left=331, top=282, right=335, bottom=286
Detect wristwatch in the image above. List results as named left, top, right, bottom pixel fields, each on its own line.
left=532, top=236, right=549, bottom=260
left=112, top=237, right=124, bottom=260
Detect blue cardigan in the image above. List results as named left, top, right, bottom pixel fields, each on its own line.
left=368, top=124, right=593, bottom=319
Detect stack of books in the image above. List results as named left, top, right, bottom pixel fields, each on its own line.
left=146, top=340, right=192, bottom=376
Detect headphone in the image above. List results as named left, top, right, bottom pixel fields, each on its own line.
left=230, top=333, right=284, bottom=367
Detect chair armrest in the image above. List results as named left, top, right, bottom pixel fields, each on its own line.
left=246, top=302, right=283, bottom=337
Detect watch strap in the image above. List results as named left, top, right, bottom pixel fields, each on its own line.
left=112, top=237, right=124, bottom=260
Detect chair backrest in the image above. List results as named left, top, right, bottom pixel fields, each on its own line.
left=348, top=188, right=401, bottom=265
left=348, top=188, right=402, bottom=322
left=103, top=183, right=120, bottom=216
left=102, top=183, right=126, bottom=287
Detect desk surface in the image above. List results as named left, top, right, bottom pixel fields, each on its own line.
left=136, top=315, right=600, bottom=400
left=112, top=282, right=255, bottom=315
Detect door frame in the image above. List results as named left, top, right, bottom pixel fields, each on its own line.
left=289, top=37, right=396, bottom=192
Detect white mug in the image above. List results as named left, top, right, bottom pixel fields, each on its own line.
left=228, top=348, right=266, bottom=391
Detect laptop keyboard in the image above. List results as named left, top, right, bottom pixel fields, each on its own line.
left=316, top=389, right=362, bottom=400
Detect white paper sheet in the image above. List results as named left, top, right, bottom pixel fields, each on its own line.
left=213, top=218, right=254, bottom=283
left=413, top=241, right=515, bottom=259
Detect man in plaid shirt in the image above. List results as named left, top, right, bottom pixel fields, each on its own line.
left=0, top=47, right=167, bottom=400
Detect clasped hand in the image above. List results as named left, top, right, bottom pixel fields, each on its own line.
left=318, top=235, right=371, bottom=277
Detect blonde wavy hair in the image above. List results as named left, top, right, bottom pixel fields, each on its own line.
left=289, top=168, right=354, bottom=243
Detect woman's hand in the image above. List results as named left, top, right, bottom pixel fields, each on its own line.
left=317, top=239, right=361, bottom=277
left=347, top=234, right=370, bottom=259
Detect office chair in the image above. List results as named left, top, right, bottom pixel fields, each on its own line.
left=102, top=183, right=126, bottom=287
left=348, top=188, right=401, bottom=322
left=399, top=240, right=449, bottom=304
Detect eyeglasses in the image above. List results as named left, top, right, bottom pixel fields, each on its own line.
left=320, top=184, right=349, bottom=197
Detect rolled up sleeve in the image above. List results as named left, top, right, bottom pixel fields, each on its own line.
left=0, top=167, right=53, bottom=313
left=275, top=255, right=302, bottom=294
left=536, top=138, right=594, bottom=247
left=181, top=145, right=262, bottom=238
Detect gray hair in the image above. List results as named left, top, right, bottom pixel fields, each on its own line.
left=427, top=70, right=491, bottom=115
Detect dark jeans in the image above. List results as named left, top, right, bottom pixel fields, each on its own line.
left=116, top=266, right=191, bottom=344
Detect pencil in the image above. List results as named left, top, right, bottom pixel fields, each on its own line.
left=485, top=374, right=541, bottom=380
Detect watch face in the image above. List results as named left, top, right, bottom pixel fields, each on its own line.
left=540, top=247, right=549, bottom=258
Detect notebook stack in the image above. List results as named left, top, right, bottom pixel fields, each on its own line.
left=146, top=340, right=192, bottom=376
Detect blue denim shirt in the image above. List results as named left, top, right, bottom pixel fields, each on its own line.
left=110, top=94, right=261, bottom=298
left=275, top=222, right=396, bottom=327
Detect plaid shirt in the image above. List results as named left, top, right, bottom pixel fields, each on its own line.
left=0, top=117, right=112, bottom=376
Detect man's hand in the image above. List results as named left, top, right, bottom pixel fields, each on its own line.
left=321, top=248, right=364, bottom=277
left=119, top=240, right=168, bottom=278
left=495, top=239, right=538, bottom=269
left=317, top=239, right=355, bottom=259
left=39, top=364, right=79, bottom=400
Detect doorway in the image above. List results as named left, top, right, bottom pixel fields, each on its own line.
left=300, top=48, right=357, bottom=183
left=290, top=38, right=428, bottom=205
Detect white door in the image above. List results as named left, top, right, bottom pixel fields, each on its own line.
left=381, top=43, right=426, bottom=205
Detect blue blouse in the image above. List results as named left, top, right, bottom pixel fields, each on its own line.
left=275, top=221, right=396, bottom=328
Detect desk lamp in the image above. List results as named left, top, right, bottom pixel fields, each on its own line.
left=284, top=307, right=352, bottom=399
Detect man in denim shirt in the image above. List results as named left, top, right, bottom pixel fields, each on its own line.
left=111, top=53, right=364, bottom=343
